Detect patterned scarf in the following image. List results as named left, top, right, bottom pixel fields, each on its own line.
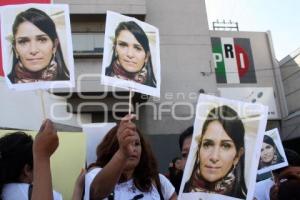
left=13, top=60, right=58, bottom=83
left=111, top=60, right=147, bottom=84
left=189, top=166, right=236, bottom=195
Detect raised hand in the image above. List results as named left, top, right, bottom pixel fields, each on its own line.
left=33, top=119, right=59, bottom=159
left=117, top=114, right=138, bottom=159
left=31, top=119, right=59, bottom=200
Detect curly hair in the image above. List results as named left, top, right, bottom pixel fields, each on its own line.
left=91, top=125, right=160, bottom=192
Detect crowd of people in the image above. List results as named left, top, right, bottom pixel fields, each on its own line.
left=0, top=114, right=300, bottom=200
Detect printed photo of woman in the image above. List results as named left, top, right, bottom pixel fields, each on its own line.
left=1, top=4, right=74, bottom=90
left=105, top=21, right=156, bottom=88
left=179, top=94, right=268, bottom=200
left=259, top=135, right=284, bottom=169
left=183, top=105, right=247, bottom=199
left=9, top=8, right=69, bottom=83
left=101, top=11, right=160, bottom=97
left=257, top=128, right=288, bottom=174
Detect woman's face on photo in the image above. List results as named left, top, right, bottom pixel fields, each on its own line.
left=199, top=120, right=240, bottom=182
left=14, top=21, right=55, bottom=72
left=261, top=142, right=275, bottom=163
left=115, top=30, right=148, bottom=73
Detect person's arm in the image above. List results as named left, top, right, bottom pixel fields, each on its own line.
left=90, top=114, right=137, bottom=200
left=72, top=168, right=86, bottom=200
left=31, top=119, right=59, bottom=200
left=169, top=192, right=177, bottom=200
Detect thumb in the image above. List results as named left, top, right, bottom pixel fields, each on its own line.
left=38, top=119, right=49, bottom=133
left=38, top=119, right=54, bottom=134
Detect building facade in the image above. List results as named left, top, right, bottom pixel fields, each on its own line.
left=54, top=0, right=217, bottom=136
left=279, top=48, right=300, bottom=140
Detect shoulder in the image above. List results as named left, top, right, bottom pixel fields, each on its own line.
left=105, top=65, right=112, bottom=76
left=7, top=73, right=15, bottom=83
left=183, top=180, right=190, bottom=192
left=86, top=167, right=102, bottom=184
left=276, top=153, right=284, bottom=163
left=144, top=78, right=156, bottom=88
left=2, top=183, right=62, bottom=200
left=254, top=178, right=274, bottom=200
left=84, top=167, right=102, bottom=200
left=158, top=174, right=175, bottom=199
left=2, top=183, right=29, bottom=200
left=256, top=178, right=274, bottom=188
left=87, top=167, right=101, bottom=175
left=158, top=173, right=170, bottom=183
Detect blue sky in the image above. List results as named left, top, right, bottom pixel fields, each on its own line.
left=205, top=0, right=300, bottom=60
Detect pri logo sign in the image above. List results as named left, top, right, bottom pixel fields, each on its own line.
left=211, top=37, right=257, bottom=84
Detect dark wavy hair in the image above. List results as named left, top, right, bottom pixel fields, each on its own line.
left=105, top=21, right=157, bottom=87
left=90, top=125, right=160, bottom=192
left=0, top=132, right=33, bottom=196
left=184, top=105, right=247, bottom=198
left=9, top=7, right=70, bottom=83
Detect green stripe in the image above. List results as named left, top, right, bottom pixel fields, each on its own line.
left=213, top=45, right=226, bottom=79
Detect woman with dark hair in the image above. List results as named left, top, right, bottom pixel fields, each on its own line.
left=183, top=105, right=247, bottom=199
left=85, top=115, right=176, bottom=200
left=0, top=119, right=61, bottom=200
left=8, top=7, right=70, bottom=83
left=105, top=21, right=157, bottom=87
left=259, top=135, right=284, bottom=170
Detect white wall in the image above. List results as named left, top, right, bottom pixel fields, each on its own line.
left=55, top=0, right=146, bottom=14
left=0, top=78, right=91, bottom=130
